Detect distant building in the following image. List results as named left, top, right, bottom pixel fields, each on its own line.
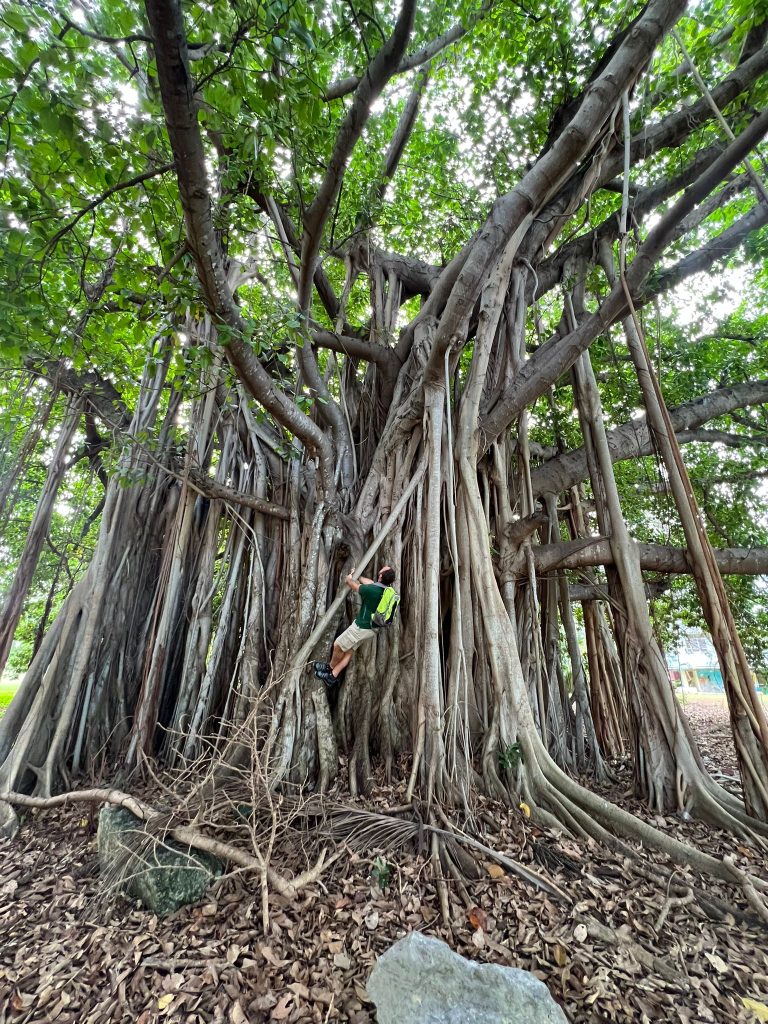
left=667, top=628, right=724, bottom=692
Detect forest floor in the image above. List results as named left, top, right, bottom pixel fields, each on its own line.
left=1, top=698, right=767, bottom=1024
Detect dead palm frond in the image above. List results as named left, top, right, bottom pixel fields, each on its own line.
left=314, top=801, right=569, bottom=901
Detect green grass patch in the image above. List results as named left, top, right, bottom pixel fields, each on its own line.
left=0, top=681, right=18, bottom=717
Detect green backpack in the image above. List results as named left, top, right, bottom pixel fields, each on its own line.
left=371, top=585, right=400, bottom=628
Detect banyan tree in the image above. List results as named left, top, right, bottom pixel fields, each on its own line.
left=2, top=0, right=768, bottom=896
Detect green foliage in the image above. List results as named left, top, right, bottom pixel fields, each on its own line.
left=370, top=855, right=392, bottom=889
left=498, top=741, right=524, bottom=772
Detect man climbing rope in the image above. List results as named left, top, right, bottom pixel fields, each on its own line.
left=314, top=566, right=397, bottom=686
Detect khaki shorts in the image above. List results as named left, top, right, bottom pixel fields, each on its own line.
left=335, top=622, right=375, bottom=652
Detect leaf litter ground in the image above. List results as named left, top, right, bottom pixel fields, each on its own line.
left=1, top=697, right=767, bottom=1024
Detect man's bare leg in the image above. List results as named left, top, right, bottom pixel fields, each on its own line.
left=329, top=643, right=353, bottom=678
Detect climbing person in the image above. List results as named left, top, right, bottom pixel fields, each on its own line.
left=314, top=566, right=398, bottom=686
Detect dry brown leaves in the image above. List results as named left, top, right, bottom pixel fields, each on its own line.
left=1, top=699, right=767, bottom=1023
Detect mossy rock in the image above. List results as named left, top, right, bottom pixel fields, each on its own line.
left=97, top=805, right=223, bottom=916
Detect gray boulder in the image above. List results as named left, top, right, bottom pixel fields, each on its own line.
left=367, top=932, right=568, bottom=1024
left=97, top=805, right=223, bottom=916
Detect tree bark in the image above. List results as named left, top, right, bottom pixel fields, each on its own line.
left=0, top=397, right=82, bottom=678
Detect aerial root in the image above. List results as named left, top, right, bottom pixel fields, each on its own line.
left=580, top=917, right=685, bottom=983
left=654, top=888, right=694, bottom=931
left=431, top=832, right=451, bottom=925
left=723, top=854, right=768, bottom=923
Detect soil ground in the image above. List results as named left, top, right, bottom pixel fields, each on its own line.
left=1, top=697, right=767, bottom=1024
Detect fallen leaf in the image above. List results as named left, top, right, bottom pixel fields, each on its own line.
left=201, top=903, right=217, bottom=917
left=743, top=997, right=768, bottom=1021
left=519, top=802, right=531, bottom=818
left=471, top=928, right=486, bottom=948
left=157, top=993, right=174, bottom=1011
left=260, top=945, right=282, bottom=967
left=271, top=994, right=293, bottom=1020
left=468, top=906, right=487, bottom=931
left=333, top=952, right=352, bottom=970
left=573, top=924, right=588, bottom=943
left=230, top=1000, right=247, bottom=1024
left=226, top=943, right=241, bottom=964
left=486, top=864, right=506, bottom=879
left=553, top=943, right=568, bottom=967
left=365, top=911, right=379, bottom=930
left=704, top=951, right=728, bottom=974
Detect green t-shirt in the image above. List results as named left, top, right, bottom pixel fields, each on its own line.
left=356, top=583, right=384, bottom=629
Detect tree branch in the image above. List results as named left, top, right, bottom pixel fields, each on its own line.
left=45, top=163, right=175, bottom=253
left=648, top=200, right=768, bottom=298
left=311, top=328, right=401, bottom=369
left=419, top=0, right=688, bottom=385
left=143, top=0, right=336, bottom=492
left=529, top=379, right=768, bottom=497
left=528, top=538, right=768, bottom=577
left=677, top=428, right=767, bottom=448
left=184, top=466, right=289, bottom=521
left=324, top=11, right=479, bottom=101
left=0, top=788, right=322, bottom=899
left=602, top=44, right=768, bottom=184
left=300, top=0, right=416, bottom=310
left=489, top=108, right=768, bottom=440
left=61, top=19, right=152, bottom=45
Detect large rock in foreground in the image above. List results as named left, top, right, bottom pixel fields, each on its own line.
left=367, top=932, right=568, bottom=1024
left=97, top=805, right=223, bottom=916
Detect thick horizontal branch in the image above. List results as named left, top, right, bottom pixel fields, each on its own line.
left=529, top=538, right=768, bottom=576
left=569, top=580, right=670, bottom=602
left=185, top=466, right=289, bottom=520
left=311, top=328, right=401, bottom=369
left=530, top=379, right=768, bottom=497
left=677, top=428, right=767, bottom=448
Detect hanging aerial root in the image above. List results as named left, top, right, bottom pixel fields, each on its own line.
left=0, top=788, right=336, bottom=899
